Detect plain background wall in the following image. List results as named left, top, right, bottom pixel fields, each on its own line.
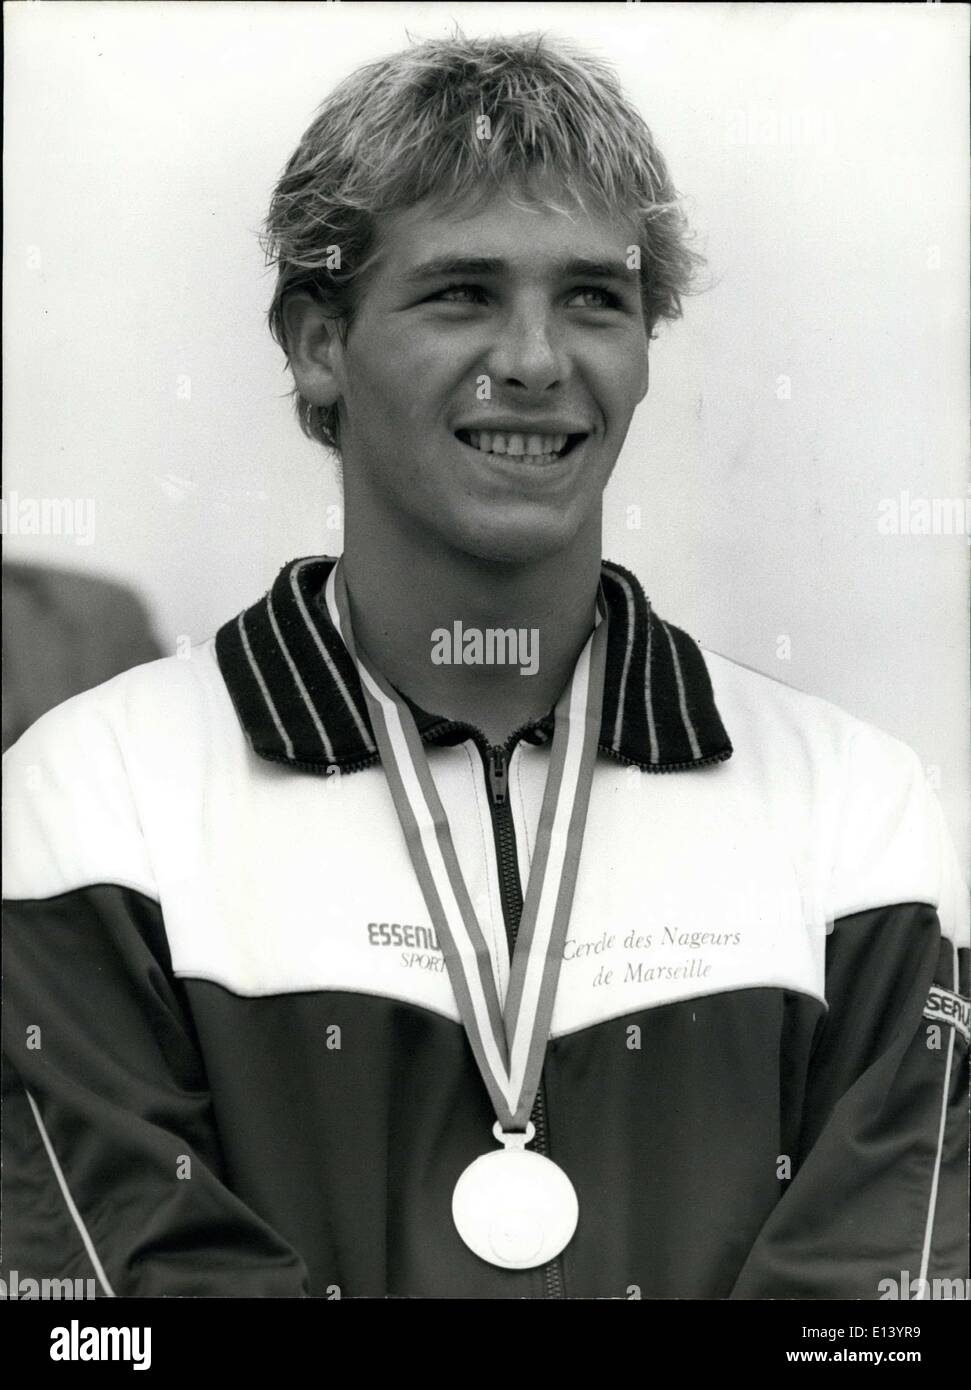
left=4, top=1, right=969, bottom=857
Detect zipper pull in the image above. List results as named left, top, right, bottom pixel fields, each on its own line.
left=487, top=745, right=508, bottom=806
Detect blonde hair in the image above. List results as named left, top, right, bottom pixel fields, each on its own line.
left=263, top=33, right=703, bottom=455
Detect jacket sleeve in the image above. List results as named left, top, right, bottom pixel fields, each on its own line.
left=731, top=726, right=970, bottom=1299
left=1, top=686, right=309, bottom=1297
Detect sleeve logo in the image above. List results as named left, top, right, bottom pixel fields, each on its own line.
left=923, top=984, right=970, bottom=1044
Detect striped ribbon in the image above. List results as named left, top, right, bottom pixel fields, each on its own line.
left=326, top=561, right=608, bottom=1132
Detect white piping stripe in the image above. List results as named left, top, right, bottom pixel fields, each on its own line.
left=916, top=944, right=960, bottom=1293
left=24, top=1088, right=116, bottom=1298
left=662, top=621, right=702, bottom=760
left=266, top=592, right=334, bottom=762
left=294, top=561, right=375, bottom=752
left=644, top=595, right=659, bottom=764
left=238, top=613, right=294, bottom=760
left=604, top=570, right=635, bottom=752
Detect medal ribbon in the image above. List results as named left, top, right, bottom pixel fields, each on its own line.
left=326, top=561, right=608, bottom=1132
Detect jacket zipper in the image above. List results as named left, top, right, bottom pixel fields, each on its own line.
left=485, top=741, right=566, bottom=1300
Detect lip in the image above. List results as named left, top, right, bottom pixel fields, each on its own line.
left=453, top=420, right=591, bottom=436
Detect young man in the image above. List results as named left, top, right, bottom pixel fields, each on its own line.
left=3, top=35, right=968, bottom=1300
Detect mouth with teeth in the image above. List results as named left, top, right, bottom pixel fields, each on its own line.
left=455, top=429, right=586, bottom=464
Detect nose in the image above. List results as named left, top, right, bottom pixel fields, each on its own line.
left=487, top=301, right=564, bottom=394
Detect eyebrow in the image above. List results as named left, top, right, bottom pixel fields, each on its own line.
left=403, top=254, right=637, bottom=283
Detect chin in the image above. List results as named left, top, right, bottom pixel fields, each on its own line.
left=442, top=506, right=585, bottom=567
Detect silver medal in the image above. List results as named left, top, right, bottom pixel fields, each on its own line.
left=451, top=1123, right=579, bottom=1269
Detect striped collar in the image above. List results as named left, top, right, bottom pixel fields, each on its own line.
left=214, top=555, right=733, bottom=774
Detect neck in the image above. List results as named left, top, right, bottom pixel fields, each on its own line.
left=341, top=512, right=602, bottom=747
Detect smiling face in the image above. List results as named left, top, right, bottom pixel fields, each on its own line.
left=295, top=183, right=651, bottom=565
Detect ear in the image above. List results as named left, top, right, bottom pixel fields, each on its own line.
left=280, top=291, right=345, bottom=407
left=635, top=335, right=651, bottom=404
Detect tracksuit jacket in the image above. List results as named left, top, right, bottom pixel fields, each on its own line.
left=3, top=555, right=969, bottom=1299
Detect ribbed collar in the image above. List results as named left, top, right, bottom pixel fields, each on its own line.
left=214, top=555, right=732, bottom=774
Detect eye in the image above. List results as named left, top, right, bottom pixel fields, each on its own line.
left=428, top=282, right=488, bottom=304
left=568, top=286, right=622, bottom=309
